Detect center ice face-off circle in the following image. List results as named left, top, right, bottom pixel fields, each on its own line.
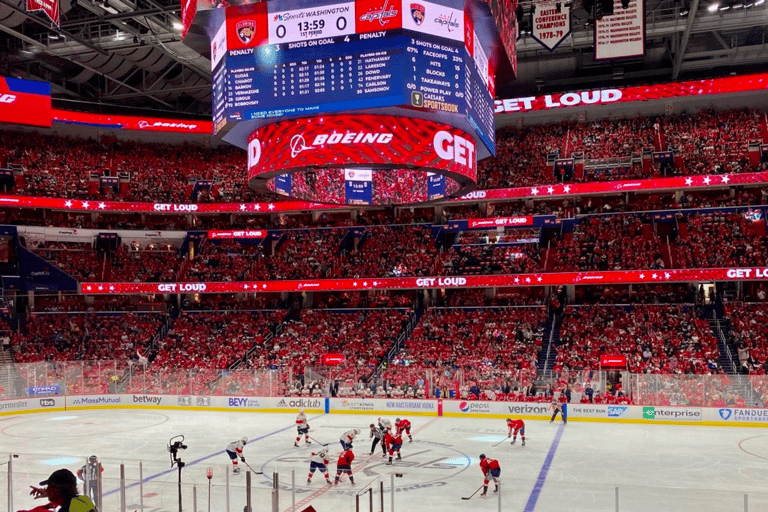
left=247, top=114, right=478, bottom=205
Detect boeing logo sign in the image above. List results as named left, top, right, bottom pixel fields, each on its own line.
left=137, top=120, right=199, bottom=130
left=291, top=132, right=394, bottom=158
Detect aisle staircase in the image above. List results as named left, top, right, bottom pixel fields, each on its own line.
left=536, top=312, right=563, bottom=385
left=0, top=345, right=26, bottom=397
left=707, top=308, right=761, bottom=406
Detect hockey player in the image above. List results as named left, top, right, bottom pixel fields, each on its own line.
left=334, top=448, right=355, bottom=486
left=76, top=455, right=103, bottom=502
left=550, top=397, right=567, bottom=424
left=506, top=418, right=526, bottom=446
left=340, top=428, right=360, bottom=450
left=394, top=418, right=412, bottom=442
left=384, top=430, right=402, bottom=465
left=369, top=423, right=387, bottom=457
left=306, top=449, right=331, bottom=485
left=226, top=437, right=248, bottom=473
left=295, top=409, right=311, bottom=447
left=378, top=417, right=392, bottom=433
left=478, top=454, right=500, bottom=498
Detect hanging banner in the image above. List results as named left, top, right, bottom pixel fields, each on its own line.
left=594, top=0, right=645, bottom=60
left=532, top=1, right=570, bottom=51
left=26, top=0, right=59, bottom=26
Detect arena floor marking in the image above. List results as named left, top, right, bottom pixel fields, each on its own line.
left=523, top=423, right=565, bottom=512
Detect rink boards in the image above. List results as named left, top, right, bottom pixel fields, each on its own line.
left=2, top=394, right=767, bottom=427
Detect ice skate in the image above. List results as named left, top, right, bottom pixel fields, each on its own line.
left=294, top=442, right=299, bottom=447
left=307, top=479, right=312, bottom=485
left=511, top=438, right=516, bottom=445
left=233, top=467, right=241, bottom=474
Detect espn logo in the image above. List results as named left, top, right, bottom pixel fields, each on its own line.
left=0, top=94, right=17, bottom=104
left=39, top=399, right=55, bottom=407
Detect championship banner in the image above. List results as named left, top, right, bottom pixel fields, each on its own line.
left=487, top=0, right=517, bottom=78
left=531, top=1, right=570, bottom=52
left=594, top=0, right=645, bottom=60
left=80, top=266, right=768, bottom=294
left=180, top=0, right=196, bottom=38
left=495, top=72, right=768, bottom=114
left=26, top=0, right=59, bottom=26
left=0, top=77, right=52, bottom=128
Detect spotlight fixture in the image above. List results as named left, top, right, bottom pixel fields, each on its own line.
left=707, top=2, right=719, bottom=11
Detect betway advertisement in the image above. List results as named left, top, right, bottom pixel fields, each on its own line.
left=0, top=77, right=52, bottom=128
left=80, top=266, right=768, bottom=295
left=494, top=72, right=768, bottom=114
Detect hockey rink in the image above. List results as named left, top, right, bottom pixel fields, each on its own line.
left=2, top=409, right=768, bottom=512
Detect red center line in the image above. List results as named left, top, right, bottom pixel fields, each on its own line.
left=284, top=416, right=440, bottom=512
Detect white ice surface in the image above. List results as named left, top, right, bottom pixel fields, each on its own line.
left=2, top=410, right=767, bottom=512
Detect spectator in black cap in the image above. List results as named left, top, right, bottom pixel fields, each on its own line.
left=24, top=468, right=97, bottom=512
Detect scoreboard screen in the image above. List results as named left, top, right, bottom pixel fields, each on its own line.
left=211, top=0, right=499, bottom=156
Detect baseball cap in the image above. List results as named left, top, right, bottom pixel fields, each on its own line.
left=39, top=469, right=77, bottom=488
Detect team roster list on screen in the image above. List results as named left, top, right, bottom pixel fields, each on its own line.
left=210, top=0, right=498, bottom=156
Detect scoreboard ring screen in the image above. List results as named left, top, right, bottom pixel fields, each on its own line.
left=246, top=113, right=478, bottom=205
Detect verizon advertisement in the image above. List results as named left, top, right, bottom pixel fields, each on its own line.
left=494, top=72, right=768, bottom=114
left=52, top=109, right=212, bottom=134
left=467, top=216, right=534, bottom=228
left=531, top=1, right=570, bottom=51
left=80, top=267, right=768, bottom=294
left=26, top=0, right=59, bottom=25
left=594, top=0, right=645, bottom=60
left=0, top=77, right=52, bottom=128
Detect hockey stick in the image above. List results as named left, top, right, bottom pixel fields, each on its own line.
left=491, top=437, right=508, bottom=447
left=461, top=485, right=485, bottom=500
left=241, top=460, right=264, bottom=475
left=308, top=436, right=330, bottom=446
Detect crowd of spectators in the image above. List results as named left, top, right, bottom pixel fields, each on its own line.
left=673, top=212, right=767, bottom=269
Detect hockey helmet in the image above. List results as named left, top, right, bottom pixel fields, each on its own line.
left=479, top=454, right=486, bottom=460
left=370, top=423, right=376, bottom=428
left=89, top=455, right=98, bottom=463
left=300, top=409, right=305, bottom=414
left=354, top=428, right=361, bottom=435
left=241, top=436, right=248, bottom=444
left=395, top=418, right=400, bottom=423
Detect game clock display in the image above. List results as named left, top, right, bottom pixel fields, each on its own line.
left=210, top=0, right=498, bottom=156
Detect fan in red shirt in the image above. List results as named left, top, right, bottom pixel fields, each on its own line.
left=334, top=448, right=355, bottom=486
left=506, top=418, right=526, bottom=446
left=394, top=418, right=412, bottom=442
left=478, top=454, right=500, bottom=497
left=384, top=430, right=403, bottom=465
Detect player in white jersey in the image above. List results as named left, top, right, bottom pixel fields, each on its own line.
left=378, top=417, right=392, bottom=433
left=225, top=437, right=247, bottom=473
left=295, top=409, right=311, bottom=447
left=306, top=449, right=331, bottom=485
left=340, top=428, right=360, bottom=450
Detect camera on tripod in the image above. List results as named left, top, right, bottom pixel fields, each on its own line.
left=168, top=435, right=187, bottom=468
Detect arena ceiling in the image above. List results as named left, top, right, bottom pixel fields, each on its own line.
left=0, top=0, right=766, bottom=117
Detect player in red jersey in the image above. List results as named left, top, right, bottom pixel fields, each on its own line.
left=334, top=448, right=355, bottom=486
left=506, top=418, right=525, bottom=446
left=394, top=418, right=412, bottom=442
left=384, top=430, right=403, bottom=465
left=478, top=454, right=500, bottom=498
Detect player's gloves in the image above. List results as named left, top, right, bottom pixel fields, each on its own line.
left=485, top=472, right=492, bottom=479
left=507, top=433, right=511, bottom=438
left=240, top=457, right=245, bottom=462
left=306, top=424, right=310, bottom=430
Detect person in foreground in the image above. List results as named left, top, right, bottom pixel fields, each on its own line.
left=21, top=468, right=98, bottom=512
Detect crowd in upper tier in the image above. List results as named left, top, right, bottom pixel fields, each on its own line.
left=0, top=108, right=764, bottom=205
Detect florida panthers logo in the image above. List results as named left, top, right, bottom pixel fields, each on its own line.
left=236, top=20, right=257, bottom=45
left=410, top=3, right=425, bottom=25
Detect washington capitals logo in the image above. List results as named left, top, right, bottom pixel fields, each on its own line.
left=410, top=3, right=425, bottom=25
left=236, top=20, right=256, bottom=45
